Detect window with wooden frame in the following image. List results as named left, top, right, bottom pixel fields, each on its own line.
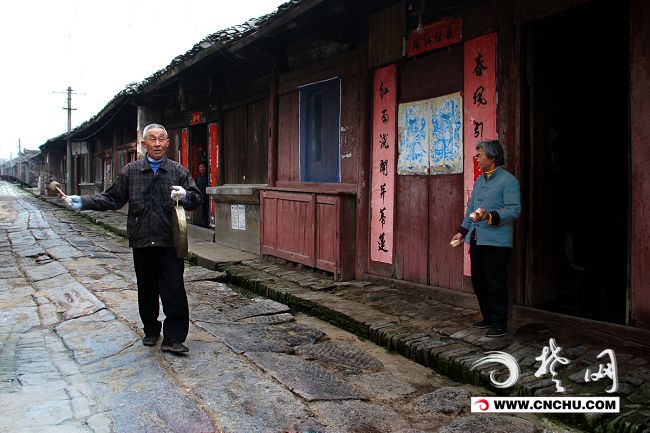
left=299, top=77, right=341, bottom=183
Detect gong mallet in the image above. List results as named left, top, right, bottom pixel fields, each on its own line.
left=46, top=181, right=65, bottom=197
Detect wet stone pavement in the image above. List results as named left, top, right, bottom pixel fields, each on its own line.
left=0, top=182, right=577, bottom=433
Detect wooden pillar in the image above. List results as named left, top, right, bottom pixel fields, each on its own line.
left=630, top=0, right=650, bottom=329
left=268, top=72, right=279, bottom=187
left=355, top=18, right=370, bottom=279
left=497, top=0, right=524, bottom=306
left=136, top=106, right=161, bottom=159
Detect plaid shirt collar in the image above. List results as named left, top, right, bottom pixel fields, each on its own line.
left=141, top=155, right=170, bottom=173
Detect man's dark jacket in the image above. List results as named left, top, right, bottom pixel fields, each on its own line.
left=81, top=157, right=202, bottom=248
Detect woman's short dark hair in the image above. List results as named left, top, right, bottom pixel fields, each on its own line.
left=476, top=139, right=505, bottom=166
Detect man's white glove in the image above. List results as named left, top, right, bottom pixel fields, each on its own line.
left=170, top=185, right=187, bottom=202
left=63, top=195, right=83, bottom=210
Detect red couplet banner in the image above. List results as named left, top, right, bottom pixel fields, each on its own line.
left=463, top=32, right=497, bottom=275
left=181, top=128, right=189, bottom=169
left=209, top=123, right=219, bottom=187
left=209, top=123, right=219, bottom=224
left=370, top=65, right=397, bottom=264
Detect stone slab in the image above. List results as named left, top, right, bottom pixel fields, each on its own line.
left=0, top=267, right=24, bottom=280
left=295, top=341, right=384, bottom=374
left=37, top=280, right=105, bottom=320
left=54, top=309, right=139, bottom=365
left=15, top=246, right=45, bottom=258
left=87, top=350, right=215, bottom=433
left=415, top=386, right=474, bottom=415
left=349, top=371, right=417, bottom=400
left=45, top=245, right=84, bottom=260
left=239, top=313, right=295, bottom=325
left=246, top=351, right=367, bottom=401
left=196, top=322, right=324, bottom=354
left=226, top=298, right=291, bottom=321
left=164, top=339, right=325, bottom=433
left=21, top=261, right=68, bottom=282
left=311, top=400, right=408, bottom=432
left=183, top=266, right=227, bottom=282
left=439, top=414, right=535, bottom=433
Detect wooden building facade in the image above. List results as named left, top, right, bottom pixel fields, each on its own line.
left=356, top=0, right=650, bottom=330
left=35, top=0, right=650, bottom=331
left=236, top=0, right=650, bottom=330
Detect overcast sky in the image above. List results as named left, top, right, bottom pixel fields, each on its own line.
left=0, top=0, right=283, bottom=160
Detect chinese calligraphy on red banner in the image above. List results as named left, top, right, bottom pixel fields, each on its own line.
left=463, top=33, right=497, bottom=275
left=406, top=17, right=462, bottom=58
left=209, top=123, right=219, bottom=225
left=181, top=128, right=189, bottom=168
left=371, top=65, right=397, bottom=264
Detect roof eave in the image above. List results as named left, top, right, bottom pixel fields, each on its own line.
left=227, top=0, right=329, bottom=53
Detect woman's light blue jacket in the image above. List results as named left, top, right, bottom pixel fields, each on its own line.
left=461, top=166, right=521, bottom=247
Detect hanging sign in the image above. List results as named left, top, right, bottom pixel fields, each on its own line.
left=407, top=17, right=462, bottom=58
left=191, top=112, right=203, bottom=125
left=370, top=65, right=397, bottom=264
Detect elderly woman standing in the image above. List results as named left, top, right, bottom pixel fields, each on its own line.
left=451, top=139, right=521, bottom=337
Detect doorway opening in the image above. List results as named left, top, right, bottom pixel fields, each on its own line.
left=524, top=0, right=629, bottom=324
left=189, top=124, right=209, bottom=228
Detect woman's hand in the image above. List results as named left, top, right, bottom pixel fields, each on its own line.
left=450, top=232, right=464, bottom=247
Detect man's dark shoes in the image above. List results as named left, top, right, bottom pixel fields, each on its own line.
left=161, top=340, right=189, bottom=354
left=485, top=327, right=508, bottom=338
left=142, top=334, right=160, bottom=347
left=472, top=320, right=491, bottom=329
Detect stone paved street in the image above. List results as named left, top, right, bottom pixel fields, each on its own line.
left=0, top=182, right=579, bottom=433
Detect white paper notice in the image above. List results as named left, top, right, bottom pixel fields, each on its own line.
left=237, top=204, right=246, bottom=230
left=231, top=205, right=238, bottom=230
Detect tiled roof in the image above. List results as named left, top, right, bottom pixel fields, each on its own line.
left=41, top=82, right=138, bottom=148
left=70, top=83, right=139, bottom=138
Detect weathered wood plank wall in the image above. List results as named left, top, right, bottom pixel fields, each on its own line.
left=222, top=98, right=268, bottom=185
left=277, top=92, right=299, bottom=182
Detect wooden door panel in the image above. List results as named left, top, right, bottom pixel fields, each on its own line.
left=428, top=174, right=466, bottom=291
left=315, top=195, right=339, bottom=272
left=395, top=175, right=428, bottom=284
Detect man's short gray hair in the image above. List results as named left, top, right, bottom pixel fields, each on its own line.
left=142, top=123, right=168, bottom=138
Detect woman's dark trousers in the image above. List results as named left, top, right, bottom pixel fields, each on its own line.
left=469, top=240, right=511, bottom=328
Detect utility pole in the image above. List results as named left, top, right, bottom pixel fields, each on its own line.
left=54, top=86, right=78, bottom=194
left=65, top=87, right=75, bottom=194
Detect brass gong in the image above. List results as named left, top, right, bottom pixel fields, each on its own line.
left=172, top=200, right=188, bottom=258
